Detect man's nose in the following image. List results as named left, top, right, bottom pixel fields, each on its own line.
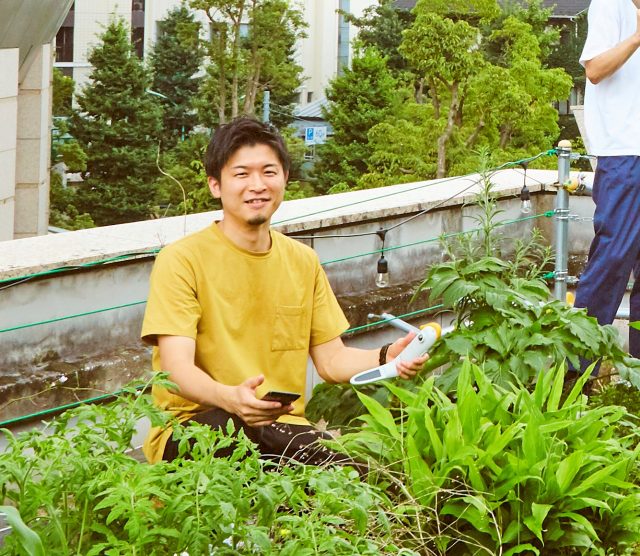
left=248, top=173, right=267, bottom=191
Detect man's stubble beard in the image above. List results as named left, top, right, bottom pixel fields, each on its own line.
left=247, top=215, right=269, bottom=226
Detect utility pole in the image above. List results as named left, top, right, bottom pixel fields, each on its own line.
left=262, top=90, right=270, bottom=124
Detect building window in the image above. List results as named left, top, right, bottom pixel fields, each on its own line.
left=55, top=26, right=74, bottom=63
left=132, top=27, right=145, bottom=58
left=131, top=0, right=145, bottom=58
left=304, top=144, right=316, bottom=161
left=307, top=91, right=313, bottom=103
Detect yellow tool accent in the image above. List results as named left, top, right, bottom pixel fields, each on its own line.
left=565, top=177, right=580, bottom=193
left=566, top=291, right=575, bottom=306
left=420, top=321, right=442, bottom=340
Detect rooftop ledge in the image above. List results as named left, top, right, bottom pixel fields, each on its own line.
left=0, top=169, right=564, bottom=281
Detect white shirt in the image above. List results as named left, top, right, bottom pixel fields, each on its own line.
left=581, top=0, right=640, bottom=156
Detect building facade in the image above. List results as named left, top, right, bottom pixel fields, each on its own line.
left=54, top=0, right=376, bottom=109
left=0, top=0, right=74, bottom=242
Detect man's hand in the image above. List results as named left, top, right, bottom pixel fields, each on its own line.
left=386, top=332, right=430, bottom=380
left=225, top=375, right=294, bottom=427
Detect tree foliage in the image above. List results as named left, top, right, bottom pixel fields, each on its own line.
left=312, top=47, right=408, bottom=194
left=149, top=5, right=204, bottom=147
left=70, top=19, right=163, bottom=225
left=190, top=0, right=306, bottom=127
left=341, top=0, right=415, bottom=75
left=52, top=68, right=74, bottom=117
left=330, top=0, right=573, bottom=188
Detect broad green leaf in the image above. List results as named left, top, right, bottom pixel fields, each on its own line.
left=557, top=511, right=600, bottom=542
left=422, top=409, right=444, bottom=461
left=443, top=280, right=479, bottom=308
left=445, top=334, right=476, bottom=356
left=0, top=506, right=45, bottom=556
left=504, top=544, right=540, bottom=556
left=567, top=460, right=627, bottom=497
left=522, top=350, right=549, bottom=374
left=523, top=503, right=552, bottom=542
left=355, top=391, right=399, bottom=440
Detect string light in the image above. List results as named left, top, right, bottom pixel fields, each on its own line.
left=375, top=229, right=390, bottom=288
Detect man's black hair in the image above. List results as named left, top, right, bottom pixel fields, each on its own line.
left=204, top=117, right=291, bottom=181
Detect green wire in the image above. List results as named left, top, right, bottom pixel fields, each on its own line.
left=322, top=211, right=554, bottom=264
left=0, top=387, right=145, bottom=428
left=273, top=149, right=556, bottom=226
left=0, top=212, right=553, bottom=334
left=1, top=152, right=557, bottom=286
left=344, top=304, right=445, bottom=334
left=0, top=301, right=147, bottom=334
left=0, top=250, right=159, bottom=285
left=0, top=305, right=445, bottom=428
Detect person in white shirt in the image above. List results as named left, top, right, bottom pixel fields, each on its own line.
left=574, top=0, right=640, bottom=360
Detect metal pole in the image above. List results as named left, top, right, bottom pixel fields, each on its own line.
left=554, top=140, right=572, bottom=300
left=262, top=89, right=270, bottom=123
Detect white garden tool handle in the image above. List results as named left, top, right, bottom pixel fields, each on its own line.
left=350, top=322, right=449, bottom=386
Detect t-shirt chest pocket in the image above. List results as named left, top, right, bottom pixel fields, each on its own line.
left=271, top=305, right=308, bottom=351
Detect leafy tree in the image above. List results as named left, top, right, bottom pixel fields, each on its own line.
left=154, top=132, right=218, bottom=216
left=49, top=173, right=95, bottom=230
left=357, top=0, right=572, bottom=182
left=149, top=5, right=204, bottom=147
left=70, top=19, right=163, bottom=225
left=312, top=46, right=407, bottom=193
left=489, top=0, right=559, bottom=63
left=52, top=68, right=74, bottom=117
left=548, top=11, right=587, bottom=95
left=190, top=0, right=305, bottom=126
left=341, top=0, right=415, bottom=75
left=400, top=8, right=485, bottom=178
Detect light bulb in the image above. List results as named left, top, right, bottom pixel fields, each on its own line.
left=376, top=255, right=390, bottom=288
left=520, top=184, right=532, bottom=214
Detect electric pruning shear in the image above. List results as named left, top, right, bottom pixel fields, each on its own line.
left=350, top=313, right=453, bottom=386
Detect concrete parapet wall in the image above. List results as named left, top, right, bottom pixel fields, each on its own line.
left=0, top=169, right=598, bottom=420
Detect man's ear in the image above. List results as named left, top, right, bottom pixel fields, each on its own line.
left=208, top=176, right=221, bottom=199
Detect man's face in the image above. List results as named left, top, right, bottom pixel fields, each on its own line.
left=208, top=143, right=287, bottom=227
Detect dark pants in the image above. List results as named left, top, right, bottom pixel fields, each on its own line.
left=162, top=408, right=349, bottom=467
left=574, top=156, right=640, bottom=359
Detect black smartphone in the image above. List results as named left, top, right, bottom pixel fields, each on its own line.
left=261, top=390, right=301, bottom=405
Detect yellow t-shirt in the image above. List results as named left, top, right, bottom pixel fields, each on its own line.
left=140, top=222, right=349, bottom=463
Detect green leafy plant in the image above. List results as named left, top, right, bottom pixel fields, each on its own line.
left=0, top=377, right=414, bottom=555
left=334, top=361, right=640, bottom=555
left=418, top=174, right=640, bottom=392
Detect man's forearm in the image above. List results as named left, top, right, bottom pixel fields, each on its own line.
left=586, top=32, right=640, bottom=84
left=314, top=344, right=380, bottom=384
left=164, top=363, right=232, bottom=411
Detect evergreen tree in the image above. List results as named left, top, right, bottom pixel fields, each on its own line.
left=149, top=5, right=203, bottom=147
left=312, top=47, right=407, bottom=194
left=70, top=18, right=163, bottom=225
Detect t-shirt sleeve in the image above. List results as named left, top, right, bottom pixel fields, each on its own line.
left=580, top=0, right=621, bottom=66
left=309, top=261, right=350, bottom=347
left=141, top=246, right=202, bottom=345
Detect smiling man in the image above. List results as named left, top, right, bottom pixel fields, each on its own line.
left=140, top=117, right=427, bottom=464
